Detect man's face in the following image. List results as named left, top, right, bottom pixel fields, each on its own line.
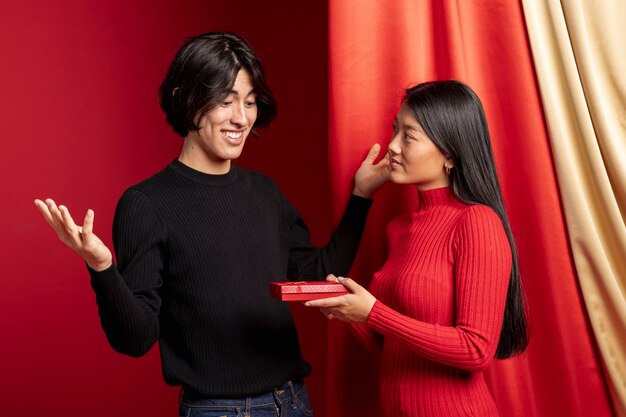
left=183, top=69, right=258, bottom=173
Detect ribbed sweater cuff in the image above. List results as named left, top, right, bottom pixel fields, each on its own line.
left=345, top=194, right=373, bottom=223
left=88, top=263, right=126, bottom=292
left=367, top=300, right=409, bottom=336
left=348, top=194, right=373, bottom=209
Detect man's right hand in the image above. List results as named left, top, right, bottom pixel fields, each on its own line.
left=34, top=198, right=113, bottom=271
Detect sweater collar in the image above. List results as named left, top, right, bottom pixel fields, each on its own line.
left=169, top=159, right=239, bottom=186
left=416, top=186, right=458, bottom=211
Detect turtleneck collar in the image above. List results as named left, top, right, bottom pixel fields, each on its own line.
left=169, top=159, right=239, bottom=186
left=416, top=186, right=459, bottom=211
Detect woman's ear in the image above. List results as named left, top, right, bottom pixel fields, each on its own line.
left=445, top=155, right=454, bottom=169
left=444, top=156, right=454, bottom=176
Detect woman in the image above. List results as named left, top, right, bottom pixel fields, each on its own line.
left=306, top=80, right=528, bottom=417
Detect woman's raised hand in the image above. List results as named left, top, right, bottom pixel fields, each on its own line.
left=353, top=143, right=391, bottom=198
left=34, top=198, right=113, bottom=271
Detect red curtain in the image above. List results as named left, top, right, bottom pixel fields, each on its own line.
left=328, top=1, right=614, bottom=416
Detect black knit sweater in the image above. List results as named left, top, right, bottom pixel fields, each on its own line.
left=88, top=160, right=372, bottom=397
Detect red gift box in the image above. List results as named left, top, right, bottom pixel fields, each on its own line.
left=269, top=281, right=348, bottom=301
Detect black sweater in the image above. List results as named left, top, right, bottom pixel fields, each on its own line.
left=89, top=160, right=372, bottom=397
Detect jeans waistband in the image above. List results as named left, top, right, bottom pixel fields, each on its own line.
left=180, top=379, right=305, bottom=408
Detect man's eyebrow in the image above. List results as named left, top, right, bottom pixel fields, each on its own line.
left=228, top=88, right=257, bottom=97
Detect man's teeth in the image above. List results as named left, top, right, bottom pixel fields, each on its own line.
left=223, top=131, right=242, bottom=139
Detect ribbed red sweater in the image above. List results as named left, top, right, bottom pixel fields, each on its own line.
left=353, top=186, right=511, bottom=417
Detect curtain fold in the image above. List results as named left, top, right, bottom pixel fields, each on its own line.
left=327, top=0, right=614, bottom=415
left=521, top=1, right=626, bottom=416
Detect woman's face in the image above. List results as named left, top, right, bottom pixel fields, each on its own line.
left=387, top=105, right=451, bottom=189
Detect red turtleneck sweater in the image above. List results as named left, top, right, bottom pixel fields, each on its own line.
left=352, top=187, right=511, bottom=417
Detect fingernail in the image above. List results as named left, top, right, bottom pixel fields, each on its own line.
left=337, top=276, right=345, bottom=281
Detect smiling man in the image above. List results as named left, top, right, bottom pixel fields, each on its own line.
left=35, top=32, right=390, bottom=416
left=178, top=69, right=259, bottom=173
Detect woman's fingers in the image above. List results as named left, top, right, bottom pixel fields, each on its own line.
left=363, top=143, right=381, bottom=164
left=376, top=152, right=391, bottom=168
left=337, top=277, right=361, bottom=292
left=320, top=308, right=336, bottom=320
left=325, top=274, right=338, bottom=282
left=305, top=295, right=343, bottom=308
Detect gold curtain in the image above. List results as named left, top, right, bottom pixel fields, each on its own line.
left=521, top=1, right=626, bottom=415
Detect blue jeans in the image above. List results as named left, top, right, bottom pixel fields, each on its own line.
left=179, top=380, right=314, bottom=417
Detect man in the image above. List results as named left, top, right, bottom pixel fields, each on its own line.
left=35, top=32, right=389, bottom=416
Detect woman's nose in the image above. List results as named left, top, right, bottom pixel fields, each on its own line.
left=388, top=136, right=401, bottom=154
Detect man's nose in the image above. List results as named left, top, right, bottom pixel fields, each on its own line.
left=231, top=103, right=247, bottom=125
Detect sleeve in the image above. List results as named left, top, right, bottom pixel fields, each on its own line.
left=365, top=206, right=511, bottom=372
left=88, top=188, right=166, bottom=357
left=350, top=323, right=384, bottom=355
left=285, top=193, right=373, bottom=280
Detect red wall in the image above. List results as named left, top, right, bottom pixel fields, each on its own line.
left=1, top=1, right=330, bottom=415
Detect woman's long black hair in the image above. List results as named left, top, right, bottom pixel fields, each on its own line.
left=403, top=80, right=528, bottom=358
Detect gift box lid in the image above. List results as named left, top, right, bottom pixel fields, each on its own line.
left=269, top=281, right=347, bottom=301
